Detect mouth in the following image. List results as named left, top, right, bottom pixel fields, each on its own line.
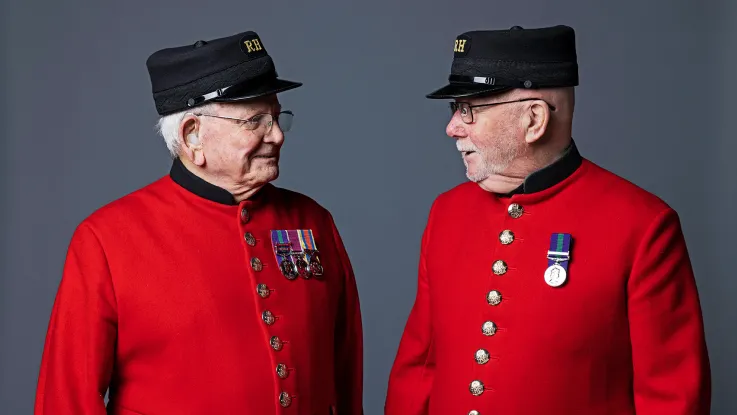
left=461, top=150, right=476, bottom=156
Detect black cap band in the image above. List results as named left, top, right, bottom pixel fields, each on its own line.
left=185, top=70, right=278, bottom=108
left=448, top=75, right=538, bottom=89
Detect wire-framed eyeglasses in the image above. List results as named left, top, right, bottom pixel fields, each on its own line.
left=191, top=110, right=294, bottom=133
left=450, top=98, right=556, bottom=124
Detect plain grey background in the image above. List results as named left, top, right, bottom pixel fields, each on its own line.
left=2, top=0, right=735, bottom=413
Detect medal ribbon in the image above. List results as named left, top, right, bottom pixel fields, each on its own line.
left=547, top=233, right=572, bottom=271
left=300, top=230, right=319, bottom=260
left=287, top=230, right=304, bottom=254
left=271, top=230, right=292, bottom=268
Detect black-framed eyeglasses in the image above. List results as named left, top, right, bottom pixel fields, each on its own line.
left=190, top=110, right=294, bottom=133
left=450, top=98, right=556, bottom=124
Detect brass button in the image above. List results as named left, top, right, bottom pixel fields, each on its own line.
left=487, top=290, right=502, bottom=306
left=279, top=391, right=292, bottom=407
left=240, top=208, right=250, bottom=223
left=492, top=260, right=507, bottom=275
left=499, top=230, right=514, bottom=245
left=251, top=257, right=263, bottom=272
left=257, top=284, right=270, bottom=299
left=262, top=310, right=275, bottom=325
left=276, top=363, right=289, bottom=379
left=469, top=380, right=485, bottom=396
left=482, top=321, right=497, bottom=336
left=508, top=203, right=524, bottom=218
left=469, top=411, right=480, bottom=415
left=270, top=336, right=283, bottom=351
left=244, top=232, right=256, bottom=246
left=475, top=349, right=490, bottom=365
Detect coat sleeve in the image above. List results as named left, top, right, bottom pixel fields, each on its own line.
left=329, top=214, right=364, bottom=415
left=384, top=201, right=437, bottom=415
left=628, top=208, right=711, bottom=414
left=34, top=222, right=118, bottom=415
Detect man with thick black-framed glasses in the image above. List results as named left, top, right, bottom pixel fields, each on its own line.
left=34, top=30, right=363, bottom=415
left=386, top=25, right=710, bottom=415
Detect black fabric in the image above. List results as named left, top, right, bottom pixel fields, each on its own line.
left=169, top=158, right=237, bottom=205
left=214, top=77, right=302, bottom=103
left=427, top=25, right=579, bottom=99
left=497, top=139, right=583, bottom=197
left=146, top=30, right=302, bottom=115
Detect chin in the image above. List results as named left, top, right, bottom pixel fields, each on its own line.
left=261, top=167, right=280, bottom=183
left=465, top=166, right=489, bottom=183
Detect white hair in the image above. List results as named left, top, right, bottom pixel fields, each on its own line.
left=155, top=103, right=218, bottom=158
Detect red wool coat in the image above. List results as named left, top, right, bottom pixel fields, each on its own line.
left=34, top=160, right=363, bottom=415
left=385, top=144, right=710, bottom=415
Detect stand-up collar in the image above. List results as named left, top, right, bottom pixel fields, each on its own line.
left=497, top=139, right=583, bottom=197
left=169, top=158, right=238, bottom=205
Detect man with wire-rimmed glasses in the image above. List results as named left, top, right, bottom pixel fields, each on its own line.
left=386, top=25, right=710, bottom=415
left=35, top=30, right=364, bottom=415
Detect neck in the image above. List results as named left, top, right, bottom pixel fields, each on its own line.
left=478, top=136, right=571, bottom=194
left=179, top=157, right=264, bottom=203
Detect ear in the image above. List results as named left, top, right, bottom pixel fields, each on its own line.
left=179, top=114, right=206, bottom=166
left=523, top=101, right=550, bottom=144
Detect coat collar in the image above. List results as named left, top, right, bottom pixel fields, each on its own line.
left=169, top=158, right=238, bottom=205
left=497, top=139, right=583, bottom=197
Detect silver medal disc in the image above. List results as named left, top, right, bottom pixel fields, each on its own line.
left=544, top=263, right=567, bottom=287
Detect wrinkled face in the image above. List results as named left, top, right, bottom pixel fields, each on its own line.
left=194, top=95, right=286, bottom=187
left=445, top=95, right=527, bottom=182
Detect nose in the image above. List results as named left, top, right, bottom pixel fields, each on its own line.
left=263, top=120, right=285, bottom=146
left=446, top=110, right=468, bottom=140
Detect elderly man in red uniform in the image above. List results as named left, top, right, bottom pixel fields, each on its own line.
left=385, top=25, right=710, bottom=414
left=34, top=30, right=363, bottom=415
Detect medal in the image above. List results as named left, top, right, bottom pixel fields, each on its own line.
left=307, top=251, right=323, bottom=276
left=545, top=233, right=572, bottom=287
left=271, top=232, right=298, bottom=280
left=288, top=230, right=311, bottom=279
left=544, top=262, right=567, bottom=287
left=300, top=230, right=324, bottom=277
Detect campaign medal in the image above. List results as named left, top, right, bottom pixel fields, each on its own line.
left=271, top=230, right=298, bottom=280
left=301, top=230, right=323, bottom=277
left=545, top=233, right=572, bottom=287
left=288, top=230, right=311, bottom=279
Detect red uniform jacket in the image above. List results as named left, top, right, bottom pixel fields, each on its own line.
left=385, top=142, right=710, bottom=415
left=35, top=159, right=363, bottom=415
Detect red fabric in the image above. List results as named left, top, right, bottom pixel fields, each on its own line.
left=385, top=160, right=710, bottom=415
left=34, top=177, right=363, bottom=415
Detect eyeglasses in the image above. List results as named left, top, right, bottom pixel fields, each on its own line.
left=191, top=110, right=294, bottom=133
left=450, top=98, right=556, bottom=124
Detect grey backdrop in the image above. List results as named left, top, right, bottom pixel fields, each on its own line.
left=2, top=0, right=735, bottom=413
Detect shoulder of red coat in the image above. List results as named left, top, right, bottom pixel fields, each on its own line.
left=269, top=185, right=333, bottom=218
left=78, top=175, right=173, bottom=228
left=581, top=159, right=675, bottom=218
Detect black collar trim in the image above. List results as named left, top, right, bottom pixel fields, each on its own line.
left=498, top=139, right=583, bottom=197
left=169, top=158, right=238, bottom=205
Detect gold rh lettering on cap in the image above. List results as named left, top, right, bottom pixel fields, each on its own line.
left=454, top=39, right=467, bottom=53
left=244, top=39, right=263, bottom=53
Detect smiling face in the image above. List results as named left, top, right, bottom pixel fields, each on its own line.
left=180, top=94, right=286, bottom=191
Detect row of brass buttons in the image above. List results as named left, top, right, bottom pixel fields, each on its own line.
left=242, top=207, right=294, bottom=408
left=468, top=203, right=524, bottom=413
